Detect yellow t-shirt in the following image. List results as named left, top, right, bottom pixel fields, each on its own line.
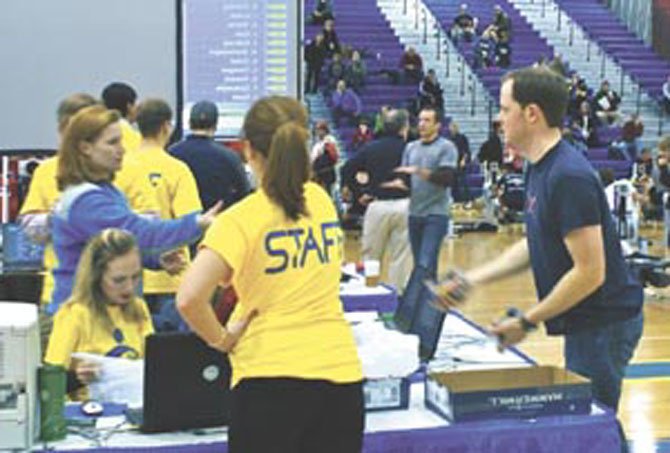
left=202, top=182, right=363, bottom=387
left=44, top=298, right=153, bottom=367
left=135, top=146, right=202, bottom=294
left=19, top=154, right=159, bottom=305
left=20, top=157, right=59, bottom=305
left=120, top=119, right=142, bottom=155
left=44, top=298, right=153, bottom=400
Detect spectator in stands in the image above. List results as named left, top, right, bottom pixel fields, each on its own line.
left=473, top=27, right=496, bottom=69
left=600, top=168, right=646, bottom=247
left=548, top=54, right=568, bottom=78
left=305, top=34, right=328, bottom=94
left=449, top=121, right=472, bottom=203
left=494, top=30, right=512, bottom=68
left=399, top=46, right=424, bottom=84
left=572, top=100, right=599, bottom=147
left=496, top=162, right=525, bottom=224
left=568, top=74, right=590, bottom=118
left=101, top=82, right=141, bottom=154
left=50, top=105, right=220, bottom=316
left=350, top=118, right=374, bottom=152
left=373, top=105, right=392, bottom=137
left=309, top=0, right=334, bottom=25
left=619, top=113, right=644, bottom=159
left=418, top=69, right=445, bottom=113
left=663, top=75, right=670, bottom=115
left=478, top=121, right=504, bottom=166
left=327, top=53, right=347, bottom=93
left=562, top=125, right=588, bottom=155
left=322, top=19, right=341, bottom=56
left=169, top=101, right=249, bottom=211
left=503, top=143, right=525, bottom=173
left=451, top=4, right=477, bottom=44
left=647, top=136, right=670, bottom=219
left=448, top=121, right=471, bottom=169
left=637, top=147, right=653, bottom=176
left=593, top=80, right=622, bottom=125
left=331, top=79, right=362, bottom=126
left=490, top=5, right=511, bottom=40
left=45, top=229, right=152, bottom=398
left=311, top=120, right=340, bottom=195
left=346, top=50, right=367, bottom=92
left=342, top=109, right=413, bottom=293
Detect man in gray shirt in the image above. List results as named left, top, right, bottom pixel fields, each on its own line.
left=387, top=107, right=458, bottom=329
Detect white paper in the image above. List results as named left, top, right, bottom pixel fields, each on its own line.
left=352, top=320, right=420, bottom=378
left=71, top=352, right=143, bottom=407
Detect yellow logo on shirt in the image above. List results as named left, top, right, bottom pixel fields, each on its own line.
left=264, top=221, right=342, bottom=274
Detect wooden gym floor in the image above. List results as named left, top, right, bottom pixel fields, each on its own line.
left=344, top=217, right=670, bottom=451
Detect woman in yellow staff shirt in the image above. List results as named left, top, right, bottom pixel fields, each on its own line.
left=177, top=96, right=364, bottom=453
left=45, top=229, right=152, bottom=397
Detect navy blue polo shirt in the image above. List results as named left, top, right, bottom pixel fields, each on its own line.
left=524, top=139, right=642, bottom=335
left=168, top=135, right=250, bottom=211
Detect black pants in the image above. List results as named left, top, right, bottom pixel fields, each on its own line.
left=306, top=64, right=323, bottom=93
left=229, top=378, right=364, bottom=453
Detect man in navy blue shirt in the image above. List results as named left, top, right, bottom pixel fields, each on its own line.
left=169, top=101, right=250, bottom=211
left=435, top=67, right=643, bottom=420
left=340, top=109, right=412, bottom=293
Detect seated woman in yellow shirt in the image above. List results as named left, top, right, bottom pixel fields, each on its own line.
left=177, top=96, right=364, bottom=453
left=45, top=229, right=152, bottom=397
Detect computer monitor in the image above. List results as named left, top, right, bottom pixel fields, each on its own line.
left=409, top=294, right=446, bottom=362
left=139, top=332, right=231, bottom=433
left=1, top=223, right=44, bottom=273
left=391, top=267, right=446, bottom=362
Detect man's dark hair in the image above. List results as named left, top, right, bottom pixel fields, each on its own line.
left=136, top=98, right=172, bottom=138
left=101, top=82, right=137, bottom=118
left=502, top=66, right=568, bottom=128
left=419, top=106, right=442, bottom=124
left=383, top=109, right=409, bottom=136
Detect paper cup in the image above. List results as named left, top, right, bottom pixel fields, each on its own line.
left=364, top=260, right=380, bottom=287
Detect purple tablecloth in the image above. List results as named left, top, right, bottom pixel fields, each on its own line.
left=43, top=407, right=620, bottom=452
left=340, top=284, right=398, bottom=313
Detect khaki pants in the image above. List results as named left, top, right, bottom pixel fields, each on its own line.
left=361, top=198, right=413, bottom=294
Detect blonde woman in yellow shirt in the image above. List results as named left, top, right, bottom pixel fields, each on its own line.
left=45, top=229, right=152, bottom=398
left=177, top=96, right=364, bottom=453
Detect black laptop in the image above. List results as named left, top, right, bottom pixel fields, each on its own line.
left=387, top=267, right=446, bottom=362
left=127, top=332, right=232, bottom=433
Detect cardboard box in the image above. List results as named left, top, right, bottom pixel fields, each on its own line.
left=363, top=377, right=410, bottom=412
left=425, top=366, right=591, bottom=422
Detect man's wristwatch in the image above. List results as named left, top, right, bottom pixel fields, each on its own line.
left=506, top=307, right=537, bottom=333
left=518, top=316, right=538, bottom=333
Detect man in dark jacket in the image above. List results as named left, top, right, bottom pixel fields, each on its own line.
left=305, top=34, right=327, bottom=94
left=169, top=101, right=250, bottom=212
left=341, top=109, right=413, bottom=293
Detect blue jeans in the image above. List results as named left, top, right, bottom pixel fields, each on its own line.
left=408, top=215, right=449, bottom=279
left=564, top=311, right=643, bottom=412
left=144, top=293, right=190, bottom=332
left=395, top=215, right=448, bottom=332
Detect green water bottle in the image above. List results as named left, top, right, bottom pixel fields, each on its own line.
left=38, top=364, right=67, bottom=441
